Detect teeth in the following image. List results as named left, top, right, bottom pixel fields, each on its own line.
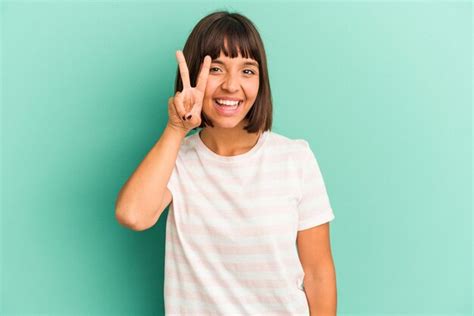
left=216, top=99, right=241, bottom=106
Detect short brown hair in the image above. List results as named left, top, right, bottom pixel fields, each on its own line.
left=174, top=10, right=273, bottom=134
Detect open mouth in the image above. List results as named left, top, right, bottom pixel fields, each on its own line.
left=214, top=99, right=243, bottom=108
left=213, top=99, right=243, bottom=115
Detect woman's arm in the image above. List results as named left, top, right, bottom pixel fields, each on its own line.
left=115, top=51, right=211, bottom=231
left=297, top=222, right=337, bottom=315
left=115, top=123, right=186, bottom=230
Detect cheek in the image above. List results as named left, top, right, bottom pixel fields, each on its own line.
left=243, top=81, right=259, bottom=98
left=204, top=79, right=219, bottom=100
left=203, top=77, right=259, bottom=100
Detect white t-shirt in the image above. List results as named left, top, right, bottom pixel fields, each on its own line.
left=164, top=129, right=335, bottom=315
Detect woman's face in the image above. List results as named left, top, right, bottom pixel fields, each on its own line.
left=201, top=50, right=260, bottom=129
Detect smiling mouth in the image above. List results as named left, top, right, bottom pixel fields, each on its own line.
left=213, top=99, right=243, bottom=115
left=214, top=99, right=243, bottom=107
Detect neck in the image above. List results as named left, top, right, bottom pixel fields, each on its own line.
left=199, top=123, right=262, bottom=157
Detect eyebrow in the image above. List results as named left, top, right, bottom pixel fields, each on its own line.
left=212, top=59, right=259, bottom=68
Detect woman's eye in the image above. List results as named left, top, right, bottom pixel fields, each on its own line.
left=209, top=67, right=256, bottom=75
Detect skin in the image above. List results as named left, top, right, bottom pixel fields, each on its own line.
left=199, top=50, right=261, bottom=156
left=172, top=48, right=261, bottom=157
left=297, top=223, right=337, bottom=315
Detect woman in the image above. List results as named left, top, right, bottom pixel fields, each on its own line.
left=115, top=10, right=337, bottom=315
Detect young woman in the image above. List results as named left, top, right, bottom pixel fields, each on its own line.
left=116, top=10, right=337, bottom=315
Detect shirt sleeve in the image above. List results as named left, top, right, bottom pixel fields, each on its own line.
left=166, top=155, right=180, bottom=201
left=296, top=140, right=335, bottom=231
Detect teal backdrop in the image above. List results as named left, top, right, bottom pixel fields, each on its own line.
left=1, top=1, right=472, bottom=315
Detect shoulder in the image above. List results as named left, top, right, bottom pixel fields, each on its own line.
left=178, top=131, right=199, bottom=154
left=266, top=131, right=312, bottom=156
left=169, top=131, right=200, bottom=167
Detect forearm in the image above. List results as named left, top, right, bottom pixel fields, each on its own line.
left=303, top=268, right=337, bottom=316
left=115, top=124, right=187, bottom=227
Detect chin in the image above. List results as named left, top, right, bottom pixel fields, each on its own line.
left=212, top=119, right=243, bottom=129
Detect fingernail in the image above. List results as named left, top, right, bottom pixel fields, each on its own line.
left=186, top=114, right=192, bottom=120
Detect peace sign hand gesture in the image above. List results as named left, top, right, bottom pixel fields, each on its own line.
left=167, top=50, right=211, bottom=134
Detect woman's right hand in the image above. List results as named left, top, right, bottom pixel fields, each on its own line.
left=167, top=50, right=211, bottom=134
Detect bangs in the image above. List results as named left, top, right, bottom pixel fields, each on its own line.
left=200, top=17, right=259, bottom=62
left=177, top=10, right=272, bottom=134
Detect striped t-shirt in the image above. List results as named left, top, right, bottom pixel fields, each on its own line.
left=165, top=129, right=335, bottom=315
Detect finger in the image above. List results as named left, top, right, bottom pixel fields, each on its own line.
left=186, top=96, right=203, bottom=122
left=176, top=50, right=191, bottom=89
left=173, top=92, right=187, bottom=121
left=181, top=89, right=194, bottom=114
left=196, top=55, right=211, bottom=92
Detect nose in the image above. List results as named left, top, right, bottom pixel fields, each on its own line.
left=221, top=73, right=239, bottom=92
